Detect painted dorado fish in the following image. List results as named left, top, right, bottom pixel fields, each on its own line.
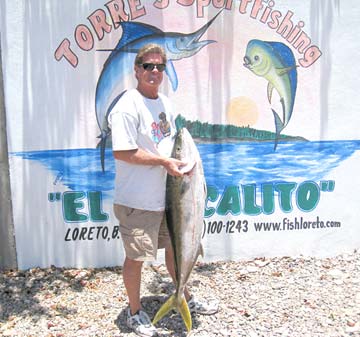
left=243, top=39, right=297, bottom=149
left=95, top=12, right=222, bottom=170
left=152, top=128, right=206, bottom=332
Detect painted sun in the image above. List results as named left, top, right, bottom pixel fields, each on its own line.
left=226, top=96, right=259, bottom=127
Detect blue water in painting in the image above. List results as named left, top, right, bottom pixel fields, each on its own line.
left=13, top=140, right=360, bottom=199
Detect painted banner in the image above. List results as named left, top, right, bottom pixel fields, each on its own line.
left=1, top=0, right=360, bottom=269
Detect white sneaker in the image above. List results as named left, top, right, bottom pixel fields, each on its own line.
left=126, top=309, right=158, bottom=337
left=188, top=296, right=219, bottom=315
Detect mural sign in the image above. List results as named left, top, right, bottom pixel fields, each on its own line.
left=1, top=0, right=360, bottom=269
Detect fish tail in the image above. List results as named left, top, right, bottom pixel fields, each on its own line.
left=96, top=132, right=108, bottom=172
left=152, top=294, right=192, bottom=332
left=100, top=134, right=107, bottom=172
left=152, top=295, right=176, bottom=326
left=272, top=109, right=284, bottom=151
left=178, top=296, right=192, bottom=332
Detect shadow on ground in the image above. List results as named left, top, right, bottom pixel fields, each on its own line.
left=115, top=295, right=201, bottom=337
left=0, top=266, right=122, bottom=322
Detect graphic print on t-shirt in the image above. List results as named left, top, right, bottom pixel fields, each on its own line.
left=151, top=112, right=171, bottom=144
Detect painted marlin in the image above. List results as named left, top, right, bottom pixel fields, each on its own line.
left=95, top=11, right=222, bottom=170
left=243, top=39, right=297, bottom=149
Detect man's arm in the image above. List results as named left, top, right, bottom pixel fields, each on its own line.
left=113, top=148, right=186, bottom=177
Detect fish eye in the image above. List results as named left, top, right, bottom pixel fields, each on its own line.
left=254, top=55, right=260, bottom=61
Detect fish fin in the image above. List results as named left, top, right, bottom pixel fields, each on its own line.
left=198, top=243, right=204, bottom=258
left=272, top=108, right=284, bottom=151
left=268, top=41, right=296, bottom=67
left=106, top=90, right=127, bottom=118
left=153, top=295, right=192, bottom=331
left=181, top=180, right=191, bottom=195
left=178, top=296, right=192, bottom=332
left=116, top=21, right=163, bottom=50
left=280, top=98, right=286, bottom=122
left=267, top=83, right=274, bottom=104
left=165, top=60, right=179, bottom=91
left=97, top=90, right=127, bottom=171
left=152, top=294, right=176, bottom=326
left=97, top=130, right=111, bottom=172
left=276, top=66, right=295, bottom=76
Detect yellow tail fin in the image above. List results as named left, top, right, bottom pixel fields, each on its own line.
left=152, top=295, right=192, bottom=332
left=179, top=296, right=192, bottom=331
left=152, top=295, right=176, bottom=326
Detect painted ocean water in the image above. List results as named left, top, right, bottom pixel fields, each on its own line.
left=13, top=140, right=360, bottom=199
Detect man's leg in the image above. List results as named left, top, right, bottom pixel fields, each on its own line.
left=123, top=256, right=144, bottom=315
left=114, top=204, right=163, bottom=314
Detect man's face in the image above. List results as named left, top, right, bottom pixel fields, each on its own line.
left=135, top=53, right=165, bottom=89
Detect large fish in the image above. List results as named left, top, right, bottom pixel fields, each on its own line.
left=152, top=127, right=206, bottom=332
left=95, top=12, right=222, bottom=170
left=243, top=39, right=297, bottom=149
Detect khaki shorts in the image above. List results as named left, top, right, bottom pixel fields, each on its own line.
left=113, top=204, right=171, bottom=261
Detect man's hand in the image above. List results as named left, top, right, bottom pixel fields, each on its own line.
left=113, top=149, right=187, bottom=177
left=163, top=158, right=187, bottom=177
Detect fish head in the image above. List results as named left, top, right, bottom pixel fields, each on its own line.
left=243, top=40, right=273, bottom=77
left=171, top=32, right=215, bottom=59
left=172, top=128, right=186, bottom=161
left=171, top=128, right=197, bottom=163
left=167, top=11, right=222, bottom=60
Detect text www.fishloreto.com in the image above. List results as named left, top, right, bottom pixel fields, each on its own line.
left=254, top=216, right=341, bottom=232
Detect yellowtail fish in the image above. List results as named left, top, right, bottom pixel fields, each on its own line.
left=152, top=128, right=206, bottom=332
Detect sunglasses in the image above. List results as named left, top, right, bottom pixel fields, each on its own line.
left=139, top=63, right=166, bottom=72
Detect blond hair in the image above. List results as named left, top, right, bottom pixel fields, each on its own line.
left=135, top=44, right=167, bottom=65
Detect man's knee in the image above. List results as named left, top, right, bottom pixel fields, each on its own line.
left=165, top=244, right=173, bottom=255
left=124, top=256, right=144, bottom=268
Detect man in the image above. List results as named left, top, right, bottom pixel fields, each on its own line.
left=108, top=44, right=218, bottom=337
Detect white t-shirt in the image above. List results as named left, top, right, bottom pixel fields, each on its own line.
left=108, top=89, right=176, bottom=211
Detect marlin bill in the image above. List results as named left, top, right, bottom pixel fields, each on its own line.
left=152, top=128, right=207, bottom=332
